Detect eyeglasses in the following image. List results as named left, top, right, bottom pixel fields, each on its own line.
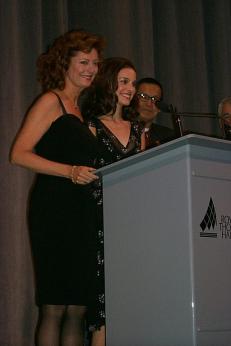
left=137, top=92, right=160, bottom=104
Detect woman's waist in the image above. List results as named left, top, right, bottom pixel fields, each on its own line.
left=31, top=173, right=96, bottom=198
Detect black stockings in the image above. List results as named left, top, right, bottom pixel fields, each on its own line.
left=36, top=304, right=87, bottom=346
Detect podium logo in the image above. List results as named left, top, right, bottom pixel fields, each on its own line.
left=200, top=198, right=218, bottom=238
left=219, top=215, right=231, bottom=238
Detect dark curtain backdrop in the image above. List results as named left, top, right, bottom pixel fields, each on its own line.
left=1, top=1, right=231, bottom=345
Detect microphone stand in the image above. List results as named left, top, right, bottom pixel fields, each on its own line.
left=167, top=105, right=225, bottom=138
left=168, top=104, right=184, bottom=137
left=157, top=101, right=230, bottom=140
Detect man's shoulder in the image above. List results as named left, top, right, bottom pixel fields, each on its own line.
left=151, top=123, right=174, bottom=135
left=148, top=123, right=176, bottom=144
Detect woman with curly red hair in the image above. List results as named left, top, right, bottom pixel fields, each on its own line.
left=10, top=29, right=105, bottom=346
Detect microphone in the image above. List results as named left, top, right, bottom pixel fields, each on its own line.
left=156, top=101, right=225, bottom=138
left=156, top=100, right=218, bottom=118
left=156, top=100, right=230, bottom=140
left=156, top=101, right=183, bottom=136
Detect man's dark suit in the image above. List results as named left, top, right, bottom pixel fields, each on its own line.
left=144, top=123, right=176, bottom=149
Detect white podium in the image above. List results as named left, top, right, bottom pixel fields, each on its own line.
left=99, top=135, right=231, bottom=346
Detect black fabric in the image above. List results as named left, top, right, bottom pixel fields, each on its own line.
left=144, top=123, right=176, bottom=149
left=28, top=113, right=100, bottom=305
left=92, top=117, right=144, bottom=164
left=87, top=117, right=143, bottom=329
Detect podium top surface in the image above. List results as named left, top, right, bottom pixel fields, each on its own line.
left=96, top=134, right=231, bottom=177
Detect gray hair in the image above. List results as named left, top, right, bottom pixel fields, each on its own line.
left=218, top=96, right=231, bottom=116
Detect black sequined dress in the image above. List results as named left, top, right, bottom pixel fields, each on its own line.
left=87, top=117, right=143, bottom=329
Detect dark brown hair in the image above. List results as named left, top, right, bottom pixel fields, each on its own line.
left=79, top=57, right=138, bottom=120
left=37, top=29, right=105, bottom=91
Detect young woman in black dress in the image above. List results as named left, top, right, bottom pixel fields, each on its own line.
left=79, top=57, right=146, bottom=346
left=10, top=29, right=104, bottom=346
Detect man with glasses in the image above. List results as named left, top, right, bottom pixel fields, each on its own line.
left=218, top=96, right=231, bottom=140
left=136, top=77, right=175, bottom=149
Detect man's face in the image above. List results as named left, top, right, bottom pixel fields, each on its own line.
left=221, top=103, right=231, bottom=127
left=136, top=83, right=162, bottom=125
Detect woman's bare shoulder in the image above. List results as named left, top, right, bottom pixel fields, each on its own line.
left=28, top=91, right=62, bottom=122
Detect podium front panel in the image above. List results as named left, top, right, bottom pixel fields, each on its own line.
left=99, top=135, right=231, bottom=346
left=191, top=157, right=231, bottom=345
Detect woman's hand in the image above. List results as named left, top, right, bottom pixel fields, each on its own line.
left=70, top=165, right=99, bottom=185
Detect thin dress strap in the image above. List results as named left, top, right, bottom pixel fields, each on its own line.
left=51, top=91, right=67, bottom=115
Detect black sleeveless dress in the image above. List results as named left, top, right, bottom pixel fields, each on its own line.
left=87, top=117, right=143, bottom=329
left=28, top=95, right=100, bottom=306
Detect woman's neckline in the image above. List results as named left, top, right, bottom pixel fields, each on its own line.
left=97, top=117, right=132, bottom=149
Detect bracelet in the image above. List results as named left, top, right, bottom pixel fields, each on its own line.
left=70, top=165, right=78, bottom=184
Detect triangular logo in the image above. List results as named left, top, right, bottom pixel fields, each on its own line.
left=200, top=198, right=217, bottom=238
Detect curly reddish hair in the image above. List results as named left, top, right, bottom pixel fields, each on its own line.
left=37, top=29, right=105, bottom=92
